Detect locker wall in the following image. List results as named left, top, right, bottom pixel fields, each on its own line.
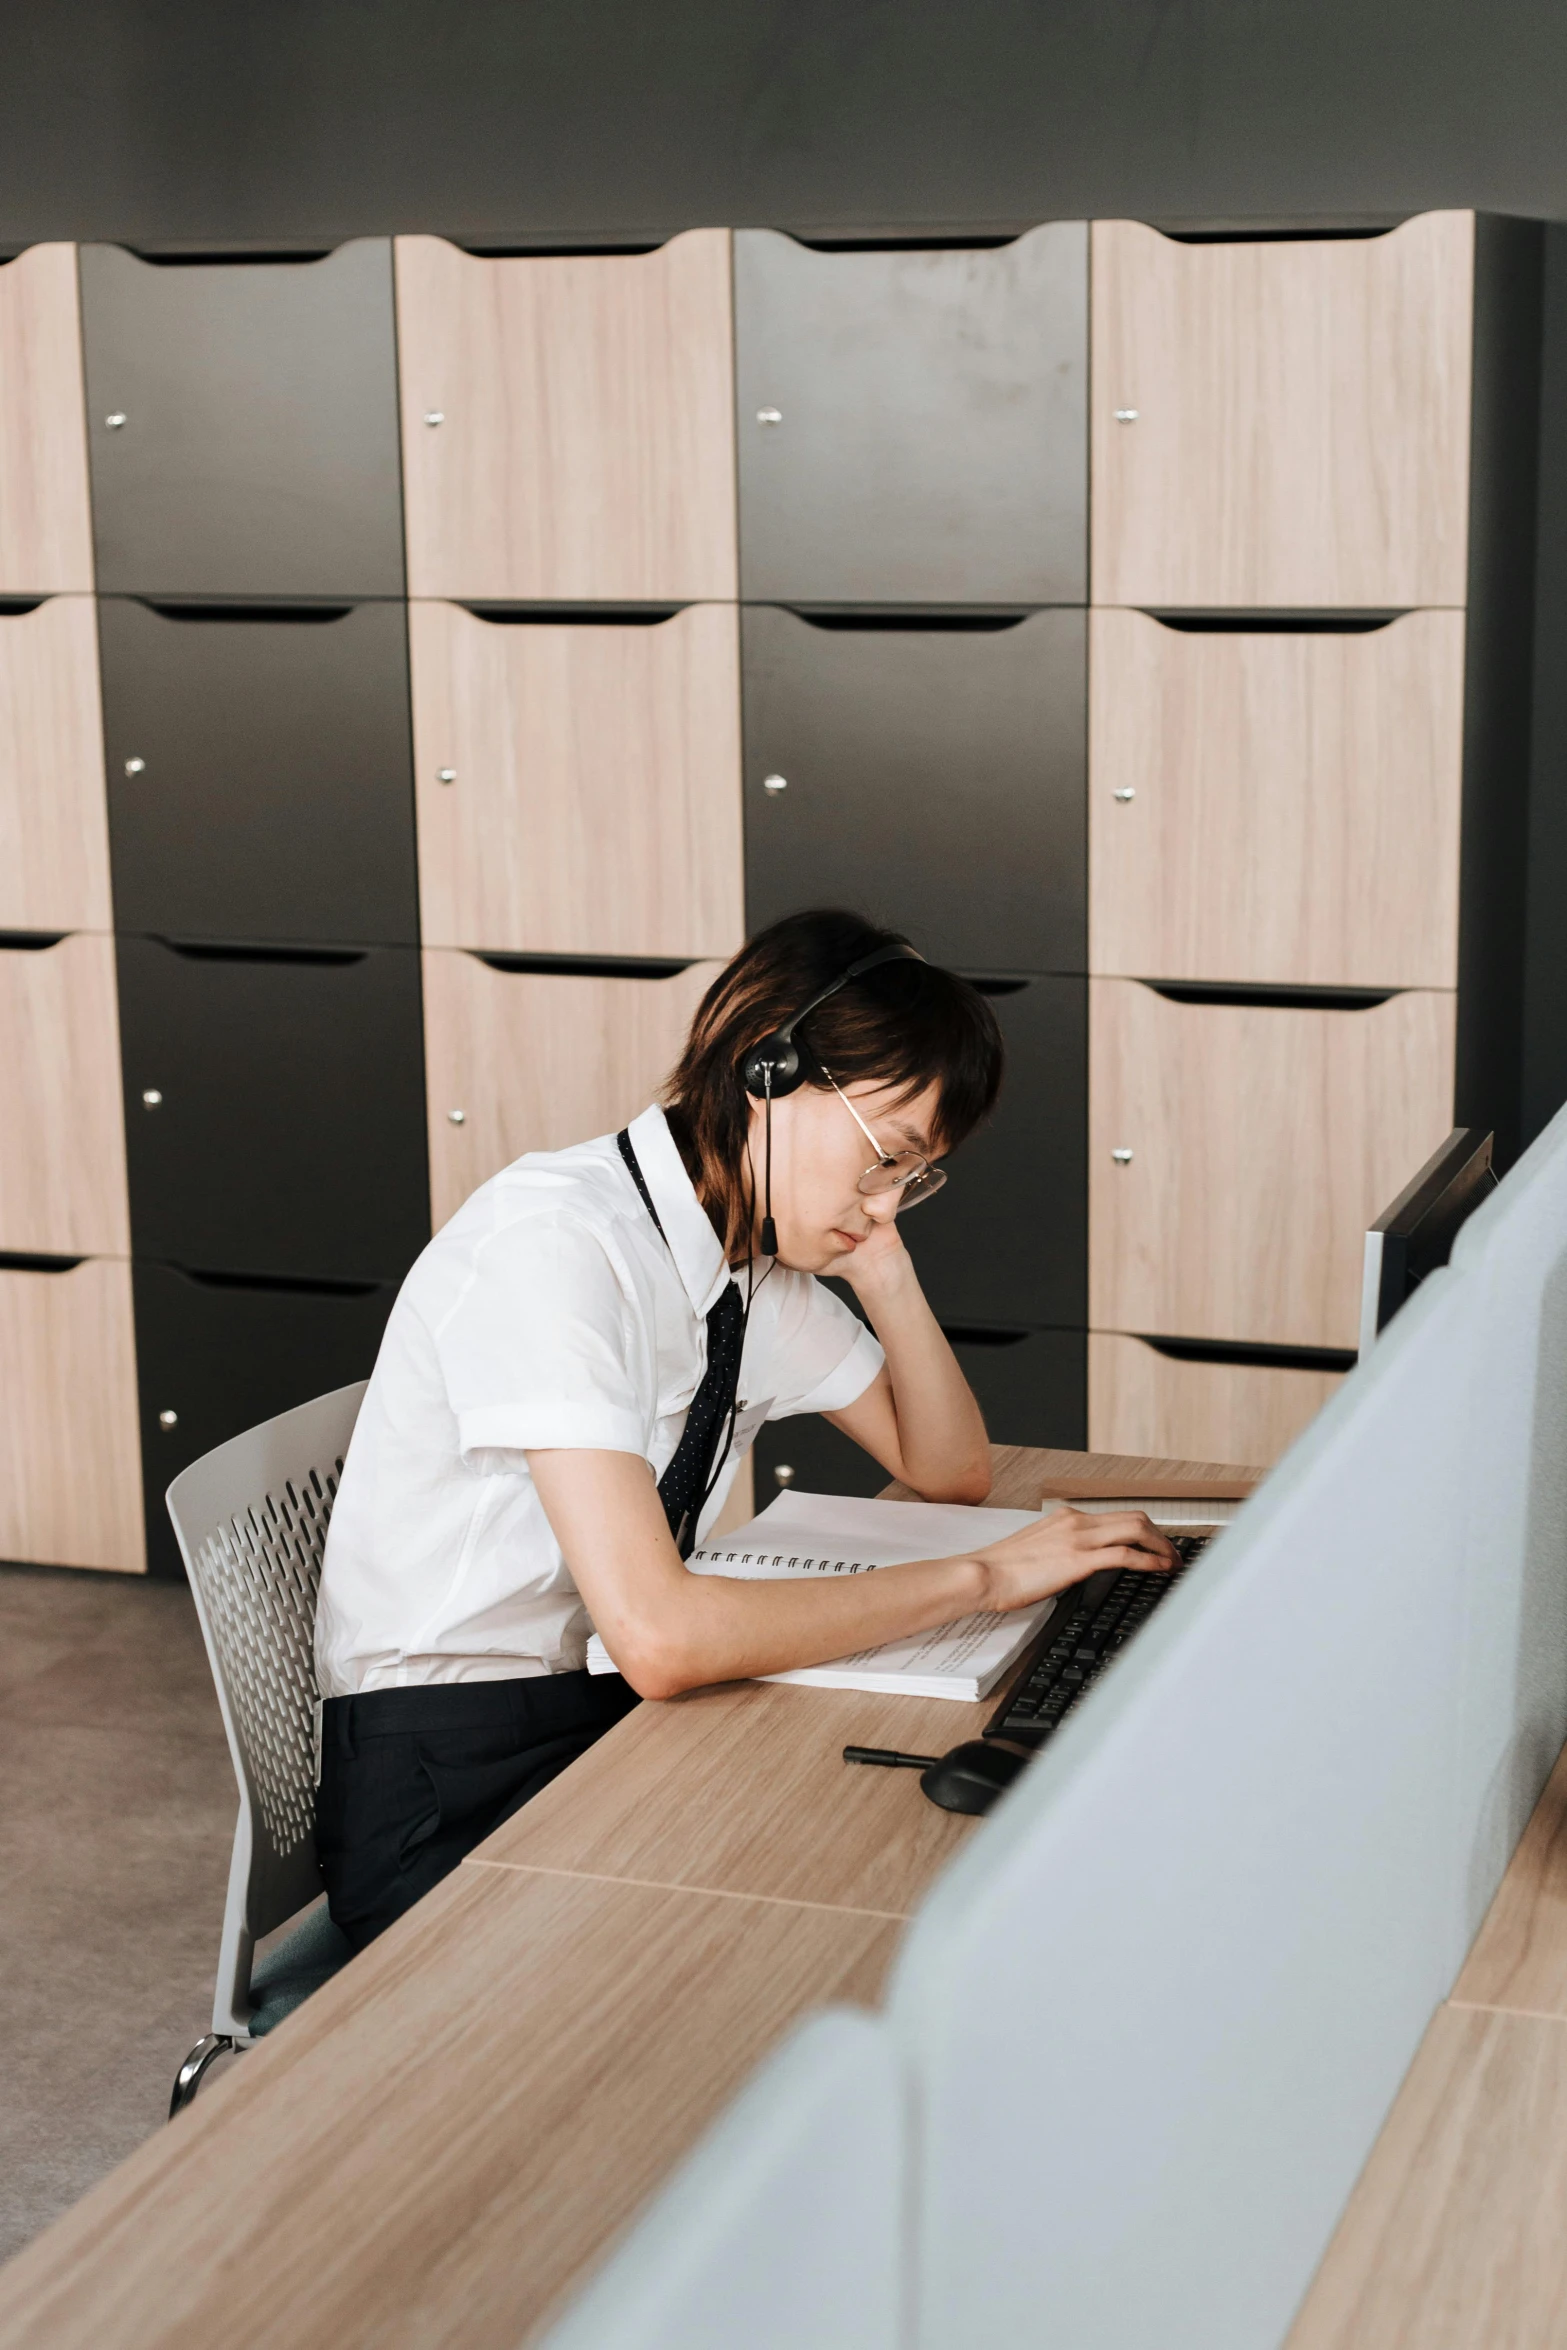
left=409, top=600, right=742, bottom=960
left=132, top=1263, right=398, bottom=1579
left=1088, top=979, right=1457, bottom=1350
left=116, top=937, right=429, bottom=1285
left=733, top=224, right=1087, bottom=606
left=99, top=597, right=419, bottom=947
left=1087, top=608, right=1466, bottom=989
left=0, top=209, right=1538, bottom=1555
left=0, top=596, right=112, bottom=934
left=79, top=240, right=405, bottom=600
left=0, top=1258, right=144, bottom=1573
left=1089, top=211, right=1475, bottom=610
left=1087, top=1333, right=1347, bottom=1472
left=1084, top=212, right=1521, bottom=1462
left=0, top=934, right=130, bottom=1259
left=423, top=952, right=721, bottom=1231
left=900, top=976, right=1086, bottom=1332
left=741, top=607, right=1086, bottom=977
left=0, top=244, right=94, bottom=595
left=395, top=231, right=738, bottom=604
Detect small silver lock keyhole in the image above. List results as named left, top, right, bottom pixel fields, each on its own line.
left=105, top=412, right=127, bottom=429
left=1112, top=1148, right=1134, bottom=1165
left=1113, top=788, right=1136, bottom=803
left=437, top=768, right=457, bottom=785
left=424, top=410, right=445, bottom=426
left=125, top=757, right=146, bottom=776
left=756, top=406, right=783, bottom=426
left=447, top=1108, right=466, bottom=1125
left=762, top=773, right=788, bottom=796
left=141, top=1089, right=163, bottom=1109
left=1114, top=408, right=1139, bottom=423
left=158, top=1409, right=179, bottom=1430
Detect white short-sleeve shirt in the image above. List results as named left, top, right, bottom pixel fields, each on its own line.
left=314, top=1106, right=885, bottom=1695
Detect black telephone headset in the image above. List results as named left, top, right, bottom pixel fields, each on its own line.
left=741, top=942, right=926, bottom=1255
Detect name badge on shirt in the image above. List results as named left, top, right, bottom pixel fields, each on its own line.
left=729, top=1399, right=774, bottom=1455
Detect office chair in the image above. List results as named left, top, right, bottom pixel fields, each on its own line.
left=166, top=1380, right=367, bottom=2118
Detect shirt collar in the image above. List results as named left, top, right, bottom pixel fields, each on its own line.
left=623, top=1105, right=732, bottom=1320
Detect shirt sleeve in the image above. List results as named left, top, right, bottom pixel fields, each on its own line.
left=432, top=1212, right=650, bottom=1458
left=760, top=1270, right=887, bottom=1420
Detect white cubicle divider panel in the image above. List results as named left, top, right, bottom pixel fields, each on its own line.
left=1445, top=1100, right=1567, bottom=1942
left=889, top=1254, right=1497, bottom=2350
left=533, top=2008, right=905, bottom=2350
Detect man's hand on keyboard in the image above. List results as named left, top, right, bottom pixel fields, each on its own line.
left=971, top=1507, right=1179, bottom=1614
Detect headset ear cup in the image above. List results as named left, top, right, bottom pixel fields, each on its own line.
left=743, top=1034, right=804, bottom=1098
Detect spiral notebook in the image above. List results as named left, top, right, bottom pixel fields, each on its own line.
left=585, top=1490, right=1051, bottom=1702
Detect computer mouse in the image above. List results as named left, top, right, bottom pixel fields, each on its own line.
left=920, top=1741, right=1028, bottom=1816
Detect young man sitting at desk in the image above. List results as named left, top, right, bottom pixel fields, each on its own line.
left=313, top=909, right=1177, bottom=1947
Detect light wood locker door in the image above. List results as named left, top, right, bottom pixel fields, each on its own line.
left=0, top=245, right=94, bottom=593
left=410, top=601, right=743, bottom=959
left=0, top=934, right=130, bottom=1256
left=1088, top=1332, right=1341, bottom=1468
left=423, top=952, right=721, bottom=1229
left=1090, top=212, right=1474, bottom=608
left=0, top=596, right=113, bottom=932
left=0, top=1258, right=145, bottom=1570
left=1088, top=979, right=1456, bottom=1349
left=1088, top=609, right=1465, bottom=988
left=396, top=232, right=738, bottom=602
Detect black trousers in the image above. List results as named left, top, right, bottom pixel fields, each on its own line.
left=315, top=1671, right=640, bottom=1951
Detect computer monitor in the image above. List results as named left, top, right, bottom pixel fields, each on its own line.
left=1359, top=1127, right=1497, bottom=1354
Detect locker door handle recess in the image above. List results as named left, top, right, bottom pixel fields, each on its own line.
left=789, top=610, right=1032, bottom=633
left=1138, top=981, right=1400, bottom=1012
left=1135, top=1334, right=1357, bottom=1374
left=139, top=602, right=357, bottom=624
left=940, top=1325, right=1030, bottom=1347
left=170, top=1266, right=389, bottom=1299
left=1143, top=611, right=1403, bottom=635
left=473, top=952, right=697, bottom=981
left=159, top=940, right=370, bottom=967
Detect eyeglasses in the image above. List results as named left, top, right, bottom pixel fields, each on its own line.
left=822, top=1069, right=947, bottom=1210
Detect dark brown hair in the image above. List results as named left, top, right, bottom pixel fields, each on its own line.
left=663, top=910, right=1004, bottom=1259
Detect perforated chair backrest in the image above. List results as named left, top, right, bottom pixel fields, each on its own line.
left=166, top=1380, right=367, bottom=2033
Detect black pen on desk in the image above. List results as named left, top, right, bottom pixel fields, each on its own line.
left=843, top=1745, right=939, bottom=1770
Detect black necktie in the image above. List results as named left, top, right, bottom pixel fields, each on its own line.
left=617, top=1131, right=745, bottom=1557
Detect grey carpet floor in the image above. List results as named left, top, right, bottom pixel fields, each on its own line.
left=0, top=1563, right=234, bottom=2268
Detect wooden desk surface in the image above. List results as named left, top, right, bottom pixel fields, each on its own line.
left=0, top=1443, right=1258, bottom=2349
left=0, top=1866, right=898, bottom=2350
left=475, top=1443, right=1258, bottom=1914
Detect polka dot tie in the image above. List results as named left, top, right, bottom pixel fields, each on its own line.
left=657, top=1281, right=745, bottom=1558
left=618, top=1130, right=746, bottom=1558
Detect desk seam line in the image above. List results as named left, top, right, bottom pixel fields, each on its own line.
left=460, top=1855, right=910, bottom=1923
left=1445, top=1994, right=1567, bottom=2026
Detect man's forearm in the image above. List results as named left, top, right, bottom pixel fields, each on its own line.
left=855, top=1257, right=991, bottom=1496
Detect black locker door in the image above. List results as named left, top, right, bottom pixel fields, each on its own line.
left=133, top=1261, right=397, bottom=1578
left=79, top=241, right=404, bottom=599
left=741, top=608, right=1086, bottom=975
left=939, top=1325, right=1086, bottom=1449
left=751, top=1326, right=1085, bottom=1503
left=100, top=599, right=418, bottom=946
left=734, top=226, right=1088, bottom=606
left=117, top=937, right=429, bottom=1282
left=900, top=975, right=1086, bottom=1330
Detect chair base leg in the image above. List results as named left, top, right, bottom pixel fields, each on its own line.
left=169, top=2033, right=237, bottom=2119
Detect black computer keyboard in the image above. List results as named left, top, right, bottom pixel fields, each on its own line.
left=984, top=1533, right=1212, bottom=1749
